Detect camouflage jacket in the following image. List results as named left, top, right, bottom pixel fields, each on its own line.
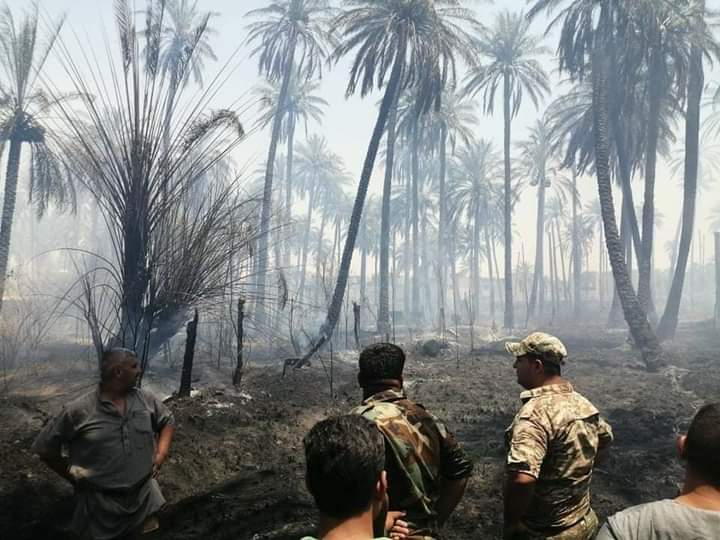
left=352, top=388, right=474, bottom=531
left=505, top=382, right=614, bottom=532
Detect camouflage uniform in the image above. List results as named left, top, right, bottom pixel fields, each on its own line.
left=505, top=333, right=613, bottom=540
left=353, top=389, right=474, bottom=540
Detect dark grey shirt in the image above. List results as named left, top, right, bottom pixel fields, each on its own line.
left=597, top=499, right=720, bottom=540
left=32, top=386, right=174, bottom=489
left=32, top=386, right=174, bottom=539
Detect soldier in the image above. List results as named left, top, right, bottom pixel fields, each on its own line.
left=32, top=348, right=175, bottom=540
left=597, top=403, right=720, bottom=539
left=352, top=343, right=474, bottom=539
left=503, top=332, right=613, bottom=540
left=301, top=415, right=392, bottom=540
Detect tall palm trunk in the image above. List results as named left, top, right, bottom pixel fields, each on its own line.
left=638, top=44, right=663, bottom=317
left=657, top=25, right=704, bottom=340
left=0, top=138, right=22, bottom=310
left=437, top=125, right=448, bottom=333
left=527, top=177, right=546, bottom=322
left=257, top=36, right=298, bottom=327
left=485, top=225, right=495, bottom=322
left=298, top=33, right=407, bottom=361
left=297, top=183, right=316, bottom=304
left=503, top=71, right=514, bottom=329
left=285, top=117, right=296, bottom=268
left=360, top=220, right=367, bottom=303
left=572, top=168, right=582, bottom=318
left=592, top=44, right=661, bottom=364
left=411, top=123, right=420, bottom=321
left=378, top=97, right=399, bottom=334
left=473, top=204, right=481, bottom=318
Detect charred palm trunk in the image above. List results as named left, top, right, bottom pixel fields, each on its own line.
left=378, top=96, right=399, bottom=334
left=297, top=32, right=407, bottom=363
left=592, top=41, right=661, bottom=364
left=503, top=71, right=514, bottom=329
left=257, top=36, right=298, bottom=327
left=0, top=136, right=22, bottom=311
left=658, top=23, right=704, bottom=340
left=527, top=177, right=546, bottom=322
left=297, top=183, right=316, bottom=304
left=638, top=44, right=663, bottom=319
left=437, top=125, right=448, bottom=334
left=285, top=117, right=296, bottom=268
left=572, top=168, right=582, bottom=318
left=411, top=122, right=420, bottom=321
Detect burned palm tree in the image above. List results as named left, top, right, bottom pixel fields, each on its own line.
left=48, top=0, right=249, bottom=368
left=245, top=0, right=336, bottom=327
left=0, top=3, right=76, bottom=311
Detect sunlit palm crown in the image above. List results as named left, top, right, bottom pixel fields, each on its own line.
left=333, top=0, right=480, bottom=111
left=464, top=10, right=550, bottom=116
left=245, top=0, right=336, bottom=83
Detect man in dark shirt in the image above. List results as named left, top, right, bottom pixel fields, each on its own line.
left=32, top=348, right=175, bottom=540
left=352, top=343, right=474, bottom=539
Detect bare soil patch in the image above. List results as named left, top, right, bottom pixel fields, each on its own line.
left=1, top=325, right=718, bottom=539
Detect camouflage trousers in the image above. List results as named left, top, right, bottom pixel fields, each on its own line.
left=511, top=509, right=599, bottom=540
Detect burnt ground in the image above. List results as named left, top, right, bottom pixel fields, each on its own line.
left=1, top=323, right=719, bottom=539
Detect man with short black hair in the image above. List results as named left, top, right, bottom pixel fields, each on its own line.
left=301, top=415, right=391, bottom=540
left=32, top=348, right=175, bottom=540
left=353, top=342, right=474, bottom=539
left=504, top=332, right=613, bottom=539
left=597, top=403, right=720, bottom=539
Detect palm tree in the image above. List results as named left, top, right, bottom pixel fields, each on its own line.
left=245, top=0, right=335, bottom=326
left=155, top=0, right=218, bottom=150
left=529, top=0, right=662, bottom=363
left=257, top=76, right=328, bottom=266
left=464, top=10, right=550, bottom=330
left=448, top=140, right=501, bottom=323
left=658, top=0, right=718, bottom=339
left=293, top=135, right=341, bottom=303
left=426, top=88, right=476, bottom=334
left=292, top=0, right=478, bottom=362
left=0, top=5, right=76, bottom=310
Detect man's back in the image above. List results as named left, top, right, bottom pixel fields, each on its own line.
left=506, top=383, right=613, bottom=530
left=597, top=499, right=720, bottom=540
left=353, top=388, right=473, bottom=532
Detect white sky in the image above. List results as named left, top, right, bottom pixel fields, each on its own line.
left=8, top=0, right=720, bottom=273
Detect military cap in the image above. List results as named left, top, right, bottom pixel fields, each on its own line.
left=505, top=332, right=568, bottom=365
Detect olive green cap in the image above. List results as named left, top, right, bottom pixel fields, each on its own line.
left=505, top=332, right=568, bottom=365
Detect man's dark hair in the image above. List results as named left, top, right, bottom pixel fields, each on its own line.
left=527, top=352, right=562, bottom=377
left=684, top=402, right=720, bottom=486
left=304, top=415, right=385, bottom=519
left=358, top=343, right=405, bottom=382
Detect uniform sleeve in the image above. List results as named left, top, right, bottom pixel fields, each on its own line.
left=598, top=416, right=614, bottom=449
left=149, top=393, right=175, bottom=432
left=506, top=418, right=548, bottom=479
left=436, top=419, right=474, bottom=480
left=31, top=407, right=75, bottom=457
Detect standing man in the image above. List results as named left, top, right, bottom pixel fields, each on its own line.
left=352, top=343, right=474, bottom=539
left=503, top=332, right=613, bottom=540
left=32, top=348, right=175, bottom=540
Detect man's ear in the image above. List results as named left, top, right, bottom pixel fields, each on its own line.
left=677, top=434, right=688, bottom=460
left=375, top=470, right=387, bottom=501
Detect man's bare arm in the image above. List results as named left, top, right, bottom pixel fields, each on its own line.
left=503, top=472, right=536, bottom=539
left=153, top=424, right=175, bottom=476
left=436, top=476, right=469, bottom=525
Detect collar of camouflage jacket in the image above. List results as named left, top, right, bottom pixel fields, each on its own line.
left=363, top=387, right=407, bottom=405
left=519, top=382, right=574, bottom=403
